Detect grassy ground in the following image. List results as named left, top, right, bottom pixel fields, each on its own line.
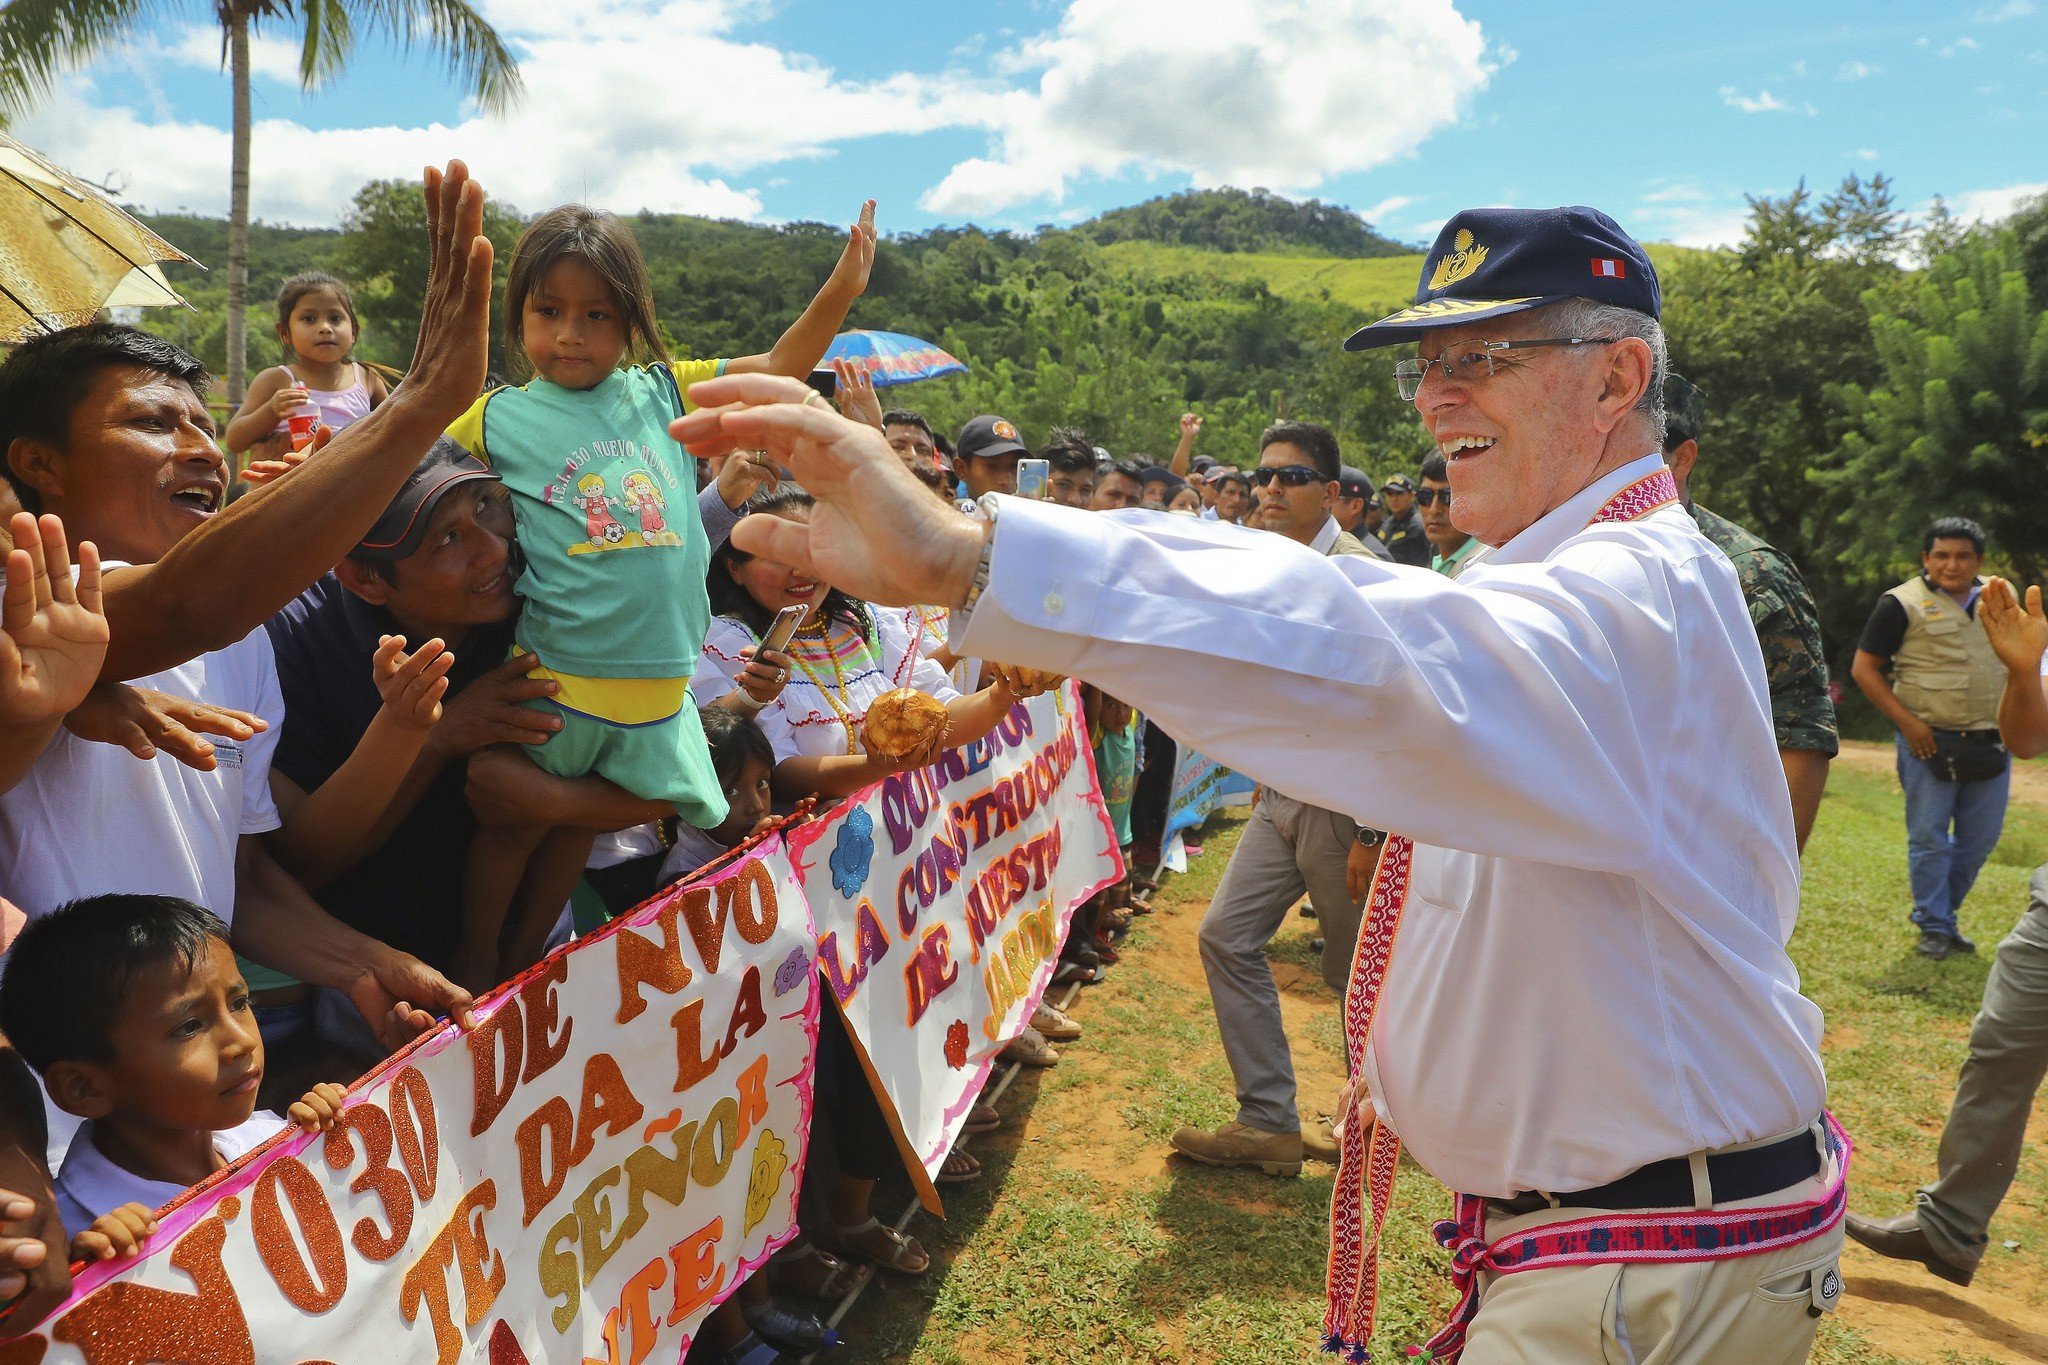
left=834, top=753, right=2048, bottom=1364
left=1095, top=241, right=1710, bottom=315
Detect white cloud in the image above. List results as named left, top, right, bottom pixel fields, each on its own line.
left=163, top=23, right=304, bottom=84
left=1361, top=194, right=1421, bottom=226
left=17, top=0, right=969, bottom=224
left=1838, top=60, right=1881, bottom=79
left=1720, top=86, right=1800, bottom=113
left=1941, top=179, right=2048, bottom=222
left=1633, top=181, right=1751, bottom=248
left=1853, top=147, right=1880, bottom=160
left=1939, top=36, right=1982, bottom=56
left=919, top=0, right=1494, bottom=217
left=1975, top=1, right=2035, bottom=21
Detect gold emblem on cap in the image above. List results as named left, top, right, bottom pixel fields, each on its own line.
left=992, top=419, right=1018, bottom=441
left=1427, top=228, right=1488, bottom=291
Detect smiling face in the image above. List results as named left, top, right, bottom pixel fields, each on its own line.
left=522, top=257, right=629, bottom=390
left=79, top=937, right=263, bottom=1134
left=729, top=505, right=824, bottom=619
left=1411, top=319, right=1623, bottom=546
left=349, top=482, right=519, bottom=638
left=1923, top=536, right=1983, bottom=595
left=10, top=364, right=226, bottom=565
left=280, top=288, right=356, bottom=366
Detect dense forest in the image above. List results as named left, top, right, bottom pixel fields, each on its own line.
left=134, top=179, right=2048, bottom=724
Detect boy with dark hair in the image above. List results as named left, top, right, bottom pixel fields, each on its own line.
left=1039, top=429, right=1099, bottom=510
left=1257, top=421, right=1342, bottom=483
left=880, top=410, right=938, bottom=469
left=0, top=894, right=347, bottom=1244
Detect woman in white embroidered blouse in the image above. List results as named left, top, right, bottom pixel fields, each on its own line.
left=693, top=485, right=1027, bottom=800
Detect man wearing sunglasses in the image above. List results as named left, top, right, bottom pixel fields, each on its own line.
left=671, top=204, right=1838, bottom=1364
left=1415, top=453, right=1479, bottom=577
left=1245, top=423, right=1387, bottom=560
left=1171, top=421, right=1383, bottom=1178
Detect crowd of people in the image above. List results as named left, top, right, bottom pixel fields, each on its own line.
left=0, top=160, right=2044, bottom=1365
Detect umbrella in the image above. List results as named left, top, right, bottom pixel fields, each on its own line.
left=821, top=329, right=968, bottom=387
left=0, top=132, right=196, bottom=343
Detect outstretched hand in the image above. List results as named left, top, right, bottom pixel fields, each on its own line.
left=825, top=200, right=878, bottom=301
left=1981, top=577, right=2048, bottom=674
left=672, top=374, right=983, bottom=609
left=63, top=684, right=265, bottom=770
left=0, top=512, right=106, bottom=728
left=405, top=161, right=495, bottom=420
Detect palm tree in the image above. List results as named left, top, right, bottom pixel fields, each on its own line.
left=0, top=0, right=521, bottom=400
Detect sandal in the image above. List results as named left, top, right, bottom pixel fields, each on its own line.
left=1103, top=906, right=1134, bottom=932
left=742, top=1296, right=839, bottom=1353
left=964, top=1101, right=1002, bottom=1133
left=767, top=1240, right=852, bottom=1299
left=936, top=1147, right=983, bottom=1184
left=829, top=1217, right=930, bottom=1276
left=1052, top=958, right=1101, bottom=987
left=999, top=1025, right=1060, bottom=1067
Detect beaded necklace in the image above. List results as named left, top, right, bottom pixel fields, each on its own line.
left=783, top=612, right=870, bottom=755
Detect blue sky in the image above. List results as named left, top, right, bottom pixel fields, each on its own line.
left=20, top=0, right=2047, bottom=246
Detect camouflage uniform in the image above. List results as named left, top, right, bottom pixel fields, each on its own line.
left=1689, top=503, right=1840, bottom=757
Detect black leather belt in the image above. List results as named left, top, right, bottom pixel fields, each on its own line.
left=1489, top=1128, right=1822, bottom=1217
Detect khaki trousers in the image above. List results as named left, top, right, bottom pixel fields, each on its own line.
left=1460, top=1144, right=1844, bottom=1364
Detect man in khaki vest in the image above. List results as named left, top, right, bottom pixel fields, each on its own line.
left=1851, top=517, right=2011, bottom=959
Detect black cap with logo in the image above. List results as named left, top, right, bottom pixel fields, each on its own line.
left=956, top=415, right=1028, bottom=463
left=1344, top=206, right=1660, bottom=351
left=353, top=436, right=499, bottom=562
left=1336, top=466, right=1375, bottom=502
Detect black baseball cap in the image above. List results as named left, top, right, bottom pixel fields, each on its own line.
left=1381, top=474, right=1417, bottom=495
left=1336, top=466, right=1374, bottom=501
left=354, top=437, right=499, bottom=562
left=1663, top=373, right=1707, bottom=447
left=956, top=415, right=1028, bottom=463
left=1344, top=206, right=1660, bottom=351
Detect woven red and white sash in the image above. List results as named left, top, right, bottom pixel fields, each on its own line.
left=1319, top=467, right=1845, bottom=1361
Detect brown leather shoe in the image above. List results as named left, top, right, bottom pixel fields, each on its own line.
left=1301, top=1117, right=1340, bottom=1164
left=1170, top=1121, right=1303, bottom=1176
left=1844, top=1210, right=1975, bottom=1286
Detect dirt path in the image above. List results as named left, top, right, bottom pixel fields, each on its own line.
left=1834, top=739, right=2048, bottom=810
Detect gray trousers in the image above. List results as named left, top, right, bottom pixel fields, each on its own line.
left=1197, top=790, right=1366, bottom=1134
left=1916, top=862, right=2048, bottom=1268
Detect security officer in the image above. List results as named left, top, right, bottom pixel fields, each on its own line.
left=1662, top=374, right=1837, bottom=850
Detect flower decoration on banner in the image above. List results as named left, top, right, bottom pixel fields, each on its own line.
left=773, top=947, right=811, bottom=997
left=745, top=1129, right=790, bottom=1234
left=945, top=1019, right=970, bottom=1069
left=830, top=807, right=876, bottom=898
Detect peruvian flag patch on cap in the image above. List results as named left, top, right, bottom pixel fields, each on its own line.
left=1591, top=257, right=1626, bottom=278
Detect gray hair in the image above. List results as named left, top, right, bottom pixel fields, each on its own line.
left=1529, top=298, right=1667, bottom=448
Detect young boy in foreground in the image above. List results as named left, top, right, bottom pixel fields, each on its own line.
left=0, top=894, right=345, bottom=1259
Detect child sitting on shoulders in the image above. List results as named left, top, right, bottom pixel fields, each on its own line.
left=0, top=894, right=347, bottom=1252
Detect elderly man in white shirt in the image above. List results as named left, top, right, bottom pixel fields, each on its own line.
left=673, top=206, right=1843, bottom=1365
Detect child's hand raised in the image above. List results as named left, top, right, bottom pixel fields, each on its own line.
left=374, top=635, right=455, bottom=729
left=825, top=199, right=877, bottom=301
left=70, top=1203, right=155, bottom=1264
left=288, top=1082, right=349, bottom=1133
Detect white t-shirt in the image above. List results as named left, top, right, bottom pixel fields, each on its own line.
left=0, top=586, right=285, bottom=922
left=55, top=1111, right=288, bottom=1238
left=694, top=606, right=958, bottom=763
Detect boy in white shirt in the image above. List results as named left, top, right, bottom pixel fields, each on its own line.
left=0, top=894, right=345, bottom=1242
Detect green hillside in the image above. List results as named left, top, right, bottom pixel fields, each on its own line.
left=1096, top=240, right=1716, bottom=316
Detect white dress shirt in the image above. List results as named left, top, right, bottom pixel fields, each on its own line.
left=957, top=453, right=1826, bottom=1197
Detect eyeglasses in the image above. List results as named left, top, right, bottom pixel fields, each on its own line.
left=1415, top=487, right=1452, bottom=508
left=1393, top=337, right=1618, bottom=401
left=1250, top=465, right=1326, bottom=489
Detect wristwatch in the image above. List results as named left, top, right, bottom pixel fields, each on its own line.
left=959, top=495, right=1001, bottom=618
left=1355, top=825, right=1387, bottom=848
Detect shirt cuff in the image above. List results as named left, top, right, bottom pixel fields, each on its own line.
left=953, top=498, right=1113, bottom=674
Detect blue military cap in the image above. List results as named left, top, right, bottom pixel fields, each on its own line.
left=1345, top=206, right=1659, bottom=351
